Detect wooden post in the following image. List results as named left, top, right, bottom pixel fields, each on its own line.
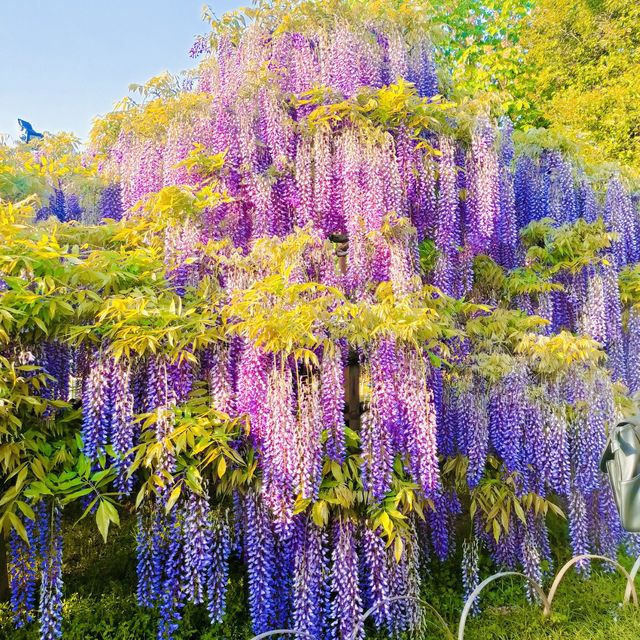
left=346, top=349, right=361, bottom=431
left=329, top=232, right=361, bottom=430
left=337, top=253, right=347, bottom=276
left=329, top=233, right=349, bottom=276
left=0, top=534, right=9, bottom=602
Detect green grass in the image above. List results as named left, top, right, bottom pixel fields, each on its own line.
left=2, top=516, right=640, bottom=639
left=456, top=569, right=640, bottom=640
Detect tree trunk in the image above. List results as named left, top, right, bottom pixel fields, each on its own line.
left=0, top=534, right=9, bottom=602
left=345, top=349, right=361, bottom=431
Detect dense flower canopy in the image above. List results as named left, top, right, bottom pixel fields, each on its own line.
left=2, top=2, right=640, bottom=640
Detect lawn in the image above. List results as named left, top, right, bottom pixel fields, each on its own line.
left=1, top=516, right=639, bottom=640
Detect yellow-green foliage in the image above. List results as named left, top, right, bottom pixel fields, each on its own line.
left=471, top=219, right=615, bottom=307
left=203, top=0, right=443, bottom=46
left=90, top=88, right=212, bottom=154
left=521, top=218, right=616, bottom=274
left=432, top=0, right=534, bottom=113
left=521, top=0, right=640, bottom=174
left=619, top=264, right=640, bottom=309
left=0, top=133, right=96, bottom=202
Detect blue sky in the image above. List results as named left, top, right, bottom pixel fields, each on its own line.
left=0, top=1, right=242, bottom=141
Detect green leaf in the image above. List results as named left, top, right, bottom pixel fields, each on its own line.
left=15, top=500, right=35, bottom=521
left=96, top=501, right=111, bottom=543
left=393, top=535, right=404, bottom=562
left=7, top=511, right=28, bottom=543
left=492, top=518, right=501, bottom=543
left=311, top=500, right=328, bottom=527
left=103, top=500, right=120, bottom=526
left=165, top=484, right=182, bottom=513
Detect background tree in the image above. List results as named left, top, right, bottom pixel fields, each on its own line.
left=521, top=0, right=640, bottom=172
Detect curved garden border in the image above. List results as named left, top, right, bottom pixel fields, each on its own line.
left=248, top=553, right=640, bottom=640
left=354, top=594, right=455, bottom=640
left=544, top=554, right=638, bottom=615
left=457, top=571, right=549, bottom=640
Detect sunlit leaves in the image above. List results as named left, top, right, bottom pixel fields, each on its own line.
left=516, top=331, right=605, bottom=375
left=521, top=0, right=640, bottom=174
left=176, top=144, right=227, bottom=183
left=470, top=466, right=564, bottom=543
left=1, top=133, right=97, bottom=205
left=130, top=390, right=245, bottom=510
left=521, top=218, right=615, bottom=274
left=619, top=264, right=640, bottom=309
left=297, top=79, right=452, bottom=141
left=140, top=183, right=233, bottom=225
left=90, top=91, right=213, bottom=152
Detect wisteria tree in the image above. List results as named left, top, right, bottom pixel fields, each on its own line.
left=1, top=2, right=640, bottom=640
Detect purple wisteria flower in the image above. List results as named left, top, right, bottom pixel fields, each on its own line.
left=361, top=527, right=390, bottom=628
left=207, top=510, right=232, bottom=624
left=39, top=504, right=63, bottom=640
left=245, top=491, right=276, bottom=634
left=462, top=537, right=480, bottom=616
left=331, top=519, right=363, bottom=640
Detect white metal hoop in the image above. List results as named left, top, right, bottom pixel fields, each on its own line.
left=544, top=554, right=638, bottom=616
left=249, top=630, right=317, bottom=640
left=351, top=594, right=454, bottom=640
left=246, top=554, right=640, bottom=640
left=457, top=571, right=549, bottom=640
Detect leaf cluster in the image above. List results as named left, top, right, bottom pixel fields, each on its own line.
left=296, top=79, right=452, bottom=143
